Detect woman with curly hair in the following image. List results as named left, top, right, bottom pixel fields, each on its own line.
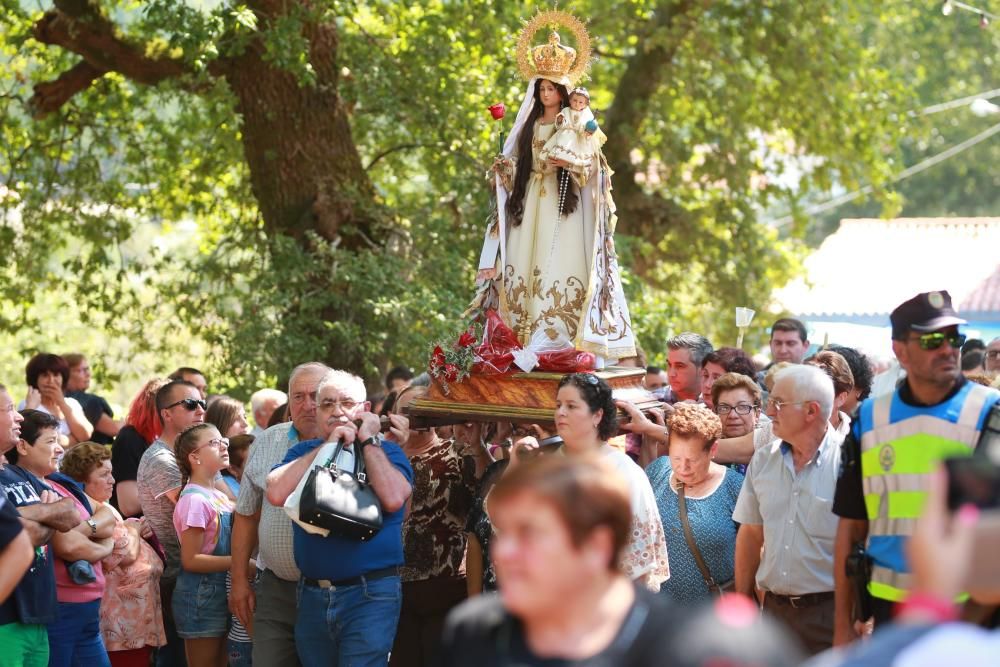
left=61, top=442, right=165, bottom=667
left=644, top=403, right=743, bottom=605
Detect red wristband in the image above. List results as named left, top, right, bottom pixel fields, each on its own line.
left=897, top=592, right=959, bottom=623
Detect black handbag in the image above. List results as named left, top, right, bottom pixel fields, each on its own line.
left=298, top=439, right=383, bottom=541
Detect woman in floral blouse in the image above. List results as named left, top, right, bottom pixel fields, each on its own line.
left=510, top=373, right=671, bottom=592
left=60, top=443, right=165, bottom=667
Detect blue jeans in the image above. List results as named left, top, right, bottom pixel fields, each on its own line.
left=46, top=599, right=111, bottom=667
left=227, top=638, right=253, bottom=667
left=295, top=576, right=402, bottom=667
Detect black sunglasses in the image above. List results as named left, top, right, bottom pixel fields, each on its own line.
left=166, top=398, right=207, bottom=411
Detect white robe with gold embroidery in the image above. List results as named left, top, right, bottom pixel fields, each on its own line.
left=477, top=82, right=636, bottom=362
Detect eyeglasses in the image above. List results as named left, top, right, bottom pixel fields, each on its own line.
left=166, top=398, right=207, bottom=411
left=716, top=403, right=759, bottom=416
left=909, top=332, right=966, bottom=351
left=194, top=437, right=229, bottom=454
left=986, top=350, right=1000, bottom=360
left=766, top=398, right=808, bottom=412
left=318, top=398, right=361, bottom=411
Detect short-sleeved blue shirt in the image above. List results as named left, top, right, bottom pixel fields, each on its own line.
left=646, top=457, right=743, bottom=605
left=277, top=438, right=413, bottom=581
left=0, top=464, right=58, bottom=625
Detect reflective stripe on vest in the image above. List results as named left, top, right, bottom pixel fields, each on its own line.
left=859, top=382, right=997, bottom=602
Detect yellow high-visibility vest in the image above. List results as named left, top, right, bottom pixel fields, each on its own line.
left=859, top=381, right=998, bottom=602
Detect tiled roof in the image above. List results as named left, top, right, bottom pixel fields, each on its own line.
left=775, top=218, right=1000, bottom=318
left=959, top=265, right=1000, bottom=313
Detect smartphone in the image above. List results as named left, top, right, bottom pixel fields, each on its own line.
left=537, top=435, right=564, bottom=450
left=516, top=434, right=564, bottom=461
left=946, top=404, right=1000, bottom=511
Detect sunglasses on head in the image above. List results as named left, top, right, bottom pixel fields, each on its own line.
left=166, top=398, right=207, bottom=411
left=911, top=331, right=966, bottom=351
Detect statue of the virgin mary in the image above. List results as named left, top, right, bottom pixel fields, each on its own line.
left=474, top=11, right=636, bottom=365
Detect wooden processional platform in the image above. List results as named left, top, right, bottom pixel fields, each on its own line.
left=406, top=366, right=660, bottom=429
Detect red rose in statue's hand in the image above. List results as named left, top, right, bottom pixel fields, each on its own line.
left=443, top=364, right=459, bottom=383
left=458, top=329, right=477, bottom=348
left=488, top=103, right=506, bottom=120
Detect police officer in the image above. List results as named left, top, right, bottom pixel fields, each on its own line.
left=831, top=290, right=1000, bottom=645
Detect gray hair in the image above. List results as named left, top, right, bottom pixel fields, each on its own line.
left=409, top=373, right=431, bottom=388
left=666, top=332, right=714, bottom=367
left=773, top=364, right=834, bottom=421
left=250, top=387, right=288, bottom=413
left=288, top=362, right=331, bottom=389
left=316, top=370, right=367, bottom=403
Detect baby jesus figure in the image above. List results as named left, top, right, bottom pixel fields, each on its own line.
left=539, top=87, right=607, bottom=188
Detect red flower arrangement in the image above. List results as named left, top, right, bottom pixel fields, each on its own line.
left=428, top=325, right=480, bottom=395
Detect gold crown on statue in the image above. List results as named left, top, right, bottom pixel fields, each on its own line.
left=516, top=10, right=591, bottom=86
left=532, top=32, right=577, bottom=79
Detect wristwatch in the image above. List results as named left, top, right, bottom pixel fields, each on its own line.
left=86, top=518, right=98, bottom=536
left=358, top=435, right=381, bottom=451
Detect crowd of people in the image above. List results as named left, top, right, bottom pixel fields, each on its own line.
left=1, top=289, right=1000, bottom=667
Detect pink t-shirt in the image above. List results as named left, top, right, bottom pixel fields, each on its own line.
left=172, top=484, right=234, bottom=554
left=48, top=480, right=106, bottom=603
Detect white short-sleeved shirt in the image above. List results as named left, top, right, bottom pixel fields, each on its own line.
left=733, top=425, right=844, bottom=595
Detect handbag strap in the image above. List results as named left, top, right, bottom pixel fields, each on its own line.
left=676, top=479, right=719, bottom=593
left=322, top=438, right=369, bottom=482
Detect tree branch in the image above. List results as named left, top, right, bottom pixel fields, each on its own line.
left=365, top=142, right=446, bottom=171
left=29, top=61, right=105, bottom=119
left=28, top=2, right=191, bottom=116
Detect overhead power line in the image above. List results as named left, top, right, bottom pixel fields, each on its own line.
left=767, top=121, right=1000, bottom=228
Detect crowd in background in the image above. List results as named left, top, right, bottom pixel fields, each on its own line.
left=1, top=289, right=1000, bottom=666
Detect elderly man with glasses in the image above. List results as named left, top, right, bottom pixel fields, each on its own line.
left=831, top=291, right=1000, bottom=648
left=267, top=369, right=412, bottom=667
left=733, top=364, right=844, bottom=655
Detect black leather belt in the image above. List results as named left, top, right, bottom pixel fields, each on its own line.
left=303, top=566, right=399, bottom=590
left=766, top=591, right=834, bottom=609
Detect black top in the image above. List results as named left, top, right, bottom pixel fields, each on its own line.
left=833, top=377, right=969, bottom=520
left=464, top=459, right=509, bottom=593
left=110, top=424, right=149, bottom=514
left=66, top=390, right=114, bottom=445
left=438, top=585, right=685, bottom=667
left=0, top=464, right=58, bottom=625
left=0, top=497, right=22, bottom=551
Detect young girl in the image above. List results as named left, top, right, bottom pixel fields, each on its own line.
left=539, top=86, right=607, bottom=188
left=172, top=423, right=233, bottom=667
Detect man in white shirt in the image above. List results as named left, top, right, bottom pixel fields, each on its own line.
left=734, top=364, right=844, bottom=655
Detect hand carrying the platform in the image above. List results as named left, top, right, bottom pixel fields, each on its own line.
left=385, top=413, right=409, bottom=445
left=615, top=400, right=670, bottom=442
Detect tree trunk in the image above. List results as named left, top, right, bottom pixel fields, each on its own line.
left=224, top=19, right=385, bottom=249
